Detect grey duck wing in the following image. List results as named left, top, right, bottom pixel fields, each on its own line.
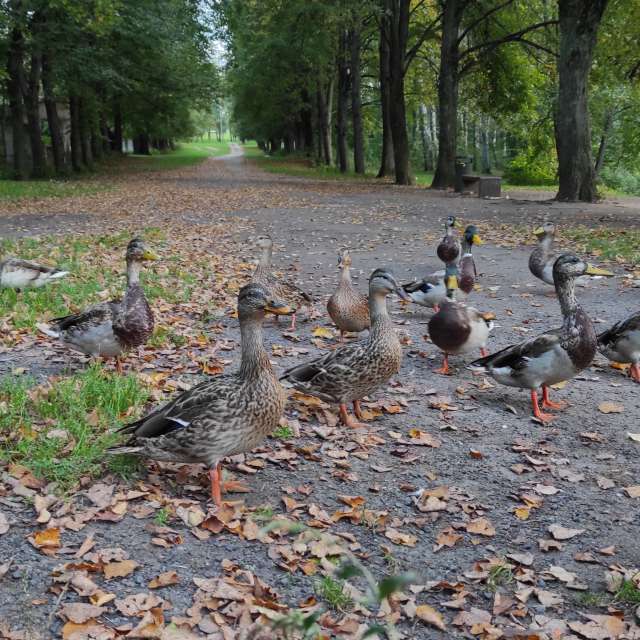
left=470, top=331, right=561, bottom=371
left=52, top=301, right=120, bottom=332
left=598, top=313, right=640, bottom=346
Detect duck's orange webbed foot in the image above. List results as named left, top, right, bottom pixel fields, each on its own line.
left=208, top=464, right=222, bottom=508
left=434, top=354, right=450, bottom=375
left=339, top=403, right=367, bottom=428
left=542, top=386, right=568, bottom=410
left=531, top=390, right=556, bottom=423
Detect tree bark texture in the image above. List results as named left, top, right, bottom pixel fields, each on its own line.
left=42, top=52, right=67, bottom=174
left=377, top=11, right=395, bottom=177
left=431, top=0, right=463, bottom=189
left=69, top=95, right=84, bottom=170
left=349, top=27, right=365, bottom=174
left=593, top=108, right=613, bottom=180
left=317, top=78, right=333, bottom=165
left=25, top=52, right=47, bottom=177
left=78, top=98, right=93, bottom=168
left=336, top=30, right=350, bottom=173
left=555, top=0, right=608, bottom=202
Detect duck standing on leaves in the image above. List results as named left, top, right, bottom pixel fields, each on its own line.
left=436, top=215, right=461, bottom=265
left=39, top=238, right=157, bottom=374
left=598, top=311, right=640, bottom=383
left=251, top=235, right=312, bottom=331
left=110, top=284, right=293, bottom=507
left=281, top=269, right=408, bottom=428
left=327, top=249, right=370, bottom=341
left=470, top=254, right=613, bottom=422
left=0, top=254, right=68, bottom=290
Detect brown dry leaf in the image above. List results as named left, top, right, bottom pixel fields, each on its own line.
left=624, top=485, right=640, bottom=498
left=62, top=620, right=115, bottom=640
left=148, top=571, right=180, bottom=589
left=384, top=527, right=417, bottom=547
left=116, top=593, right=163, bottom=617
left=126, top=607, right=164, bottom=638
left=103, top=559, right=139, bottom=579
left=89, top=590, right=117, bottom=607
left=434, top=528, right=463, bottom=551
left=60, top=603, right=106, bottom=624
left=568, top=614, right=625, bottom=639
left=466, top=517, right=496, bottom=537
left=415, top=604, right=446, bottom=630
left=548, top=523, right=584, bottom=540
left=311, top=326, right=333, bottom=339
left=539, top=538, right=564, bottom=552
left=597, top=401, right=624, bottom=414
left=32, top=527, right=60, bottom=550
left=628, top=432, right=640, bottom=443
left=0, top=511, right=8, bottom=535
left=407, top=429, right=441, bottom=447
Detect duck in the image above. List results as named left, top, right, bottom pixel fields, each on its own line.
left=401, top=270, right=447, bottom=312
left=528, top=222, right=557, bottom=285
left=326, top=249, right=370, bottom=341
left=251, top=234, right=312, bottom=330
left=109, top=284, right=292, bottom=506
left=459, top=224, right=482, bottom=295
left=428, top=263, right=494, bottom=375
left=436, top=215, right=461, bottom=265
left=281, top=268, right=408, bottom=428
left=597, top=312, right=640, bottom=383
left=39, top=238, right=157, bottom=373
left=0, top=255, right=68, bottom=290
left=469, top=254, right=613, bottom=422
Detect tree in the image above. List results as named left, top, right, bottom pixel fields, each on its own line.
left=555, top=0, right=608, bottom=201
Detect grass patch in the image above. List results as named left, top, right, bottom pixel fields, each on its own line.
left=487, top=562, right=514, bottom=592
left=272, top=424, right=294, bottom=439
left=251, top=504, right=275, bottom=523
left=614, top=578, right=640, bottom=606
left=314, top=576, right=353, bottom=611
left=120, top=141, right=226, bottom=173
left=562, top=226, right=640, bottom=265
left=0, top=179, right=107, bottom=201
left=0, top=364, right=149, bottom=492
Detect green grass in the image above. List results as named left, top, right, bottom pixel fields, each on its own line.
left=272, top=424, right=294, bottom=439
left=563, top=226, right=640, bottom=265
left=0, top=178, right=107, bottom=201
left=486, top=562, right=514, bottom=592
left=614, top=578, right=640, bottom=606
left=0, top=364, right=149, bottom=492
left=122, top=142, right=223, bottom=172
left=154, top=507, right=172, bottom=526
left=314, top=576, right=353, bottom=611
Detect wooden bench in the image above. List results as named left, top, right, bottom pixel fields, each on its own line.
left=459, top=174, right=501, bottom=198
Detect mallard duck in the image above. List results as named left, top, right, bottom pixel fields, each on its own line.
left=39, top=238, right=157, bottom=373
left=401, top=270, right=447, bottom=312
left=528, top=222, right=557, bottom=285
left=428, top=263, right=494, bottom=375
left=470, top=254, right=613, bottom=422
left=598, top=312, right=640, bottom=383
left=436, top=215, right=461, bottom=265
left=0, top=256, right=68, bottom=290
left=327, top=249, right=370, bottom=341
left=109, top=284, right=292, bottom=506
left=459, top=224, right=482, bottom=295
left=281, top=268, right=408, bottom=428
left=251, top=235, right=312, bottom=330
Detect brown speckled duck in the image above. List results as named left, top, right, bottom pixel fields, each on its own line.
left=109, top=284, right=292, bottom=506
left=470, top=254, right=613, bottom=422
left=39, top=238, right=157, bottom=373
left=327, top=250, right=370, bottom=341
left=528, top=222, right=557, bottom=285
left=281, top=269, right=408, bottom=428
left=598, top=311, right=640, bottom=383
left=251, top=234, right=312, bottom=330
left=428, top=263, right=494, bottom=375
left=436, top=215, right=461, bottom=265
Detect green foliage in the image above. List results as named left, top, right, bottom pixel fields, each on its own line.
left=600, top=166, right=640, bottom=196
left=0, top=365, right=148, bottom=492
left=314, top=576, right=353, bottom=611
left=0, top=179, right=107, bottom=201
left=562, top=226, right=640, bottom=265
left=504, top=151, right=557, bottom=186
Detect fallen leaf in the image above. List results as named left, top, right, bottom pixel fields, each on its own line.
left=384, top=527, right=417, bottom=547
left=312, top=326, right=333, bottom=339
left=548, top=524, right=584, bottom=540
left=103, top=559, right=139, bottom=579
left=148, top=571, right=180, bottom=589
left=624, top=485, right=640, bottom=498
left=415, top=604, right=446, bottom=630
left=0, top=511, right=8, bottom=535
left=32, top=527, right=60, bottom=550
left=60, top=603, right=106, bottom=624
left=597, top=401, right=624, bottom=414
left=568, top=614, right=625, bottom=639
left=466, top=517, right=495, bottom=537
left=628, top=433, right=640, bottom=443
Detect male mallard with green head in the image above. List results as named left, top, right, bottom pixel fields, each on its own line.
left=39, top=238, right=157, bottom=373
left=281, top=268, right=408, bottom=428
left=459, top=224, right=482, bottom=295
left=110, top=284, right=292, bottom=506
left=470, top=254, right=613, bottom=422
left=251, top=234, right=312, bottom=330
left=428, top=263, right=494, bottom=375
left=597, top=312, right=640, bottom=383
left=327, top=249, right=370, bottom=341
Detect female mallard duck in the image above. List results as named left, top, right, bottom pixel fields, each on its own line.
left=109, top=284, right=292, bottom=506
left=470, top=254, right=613, bottom=422
left=0, top=255, right=68, bottom=290
left=528, top=222, right=557, bottom=285
left=39, top=238, right=157, bottom=373
left=459, top=224, right=482, bottom=295
left=327, top=249, right=370, bottom=341
left=598, top=312, right=640, bottom=383
left=281, top=268, right=408, bottom=428
left=251, top=234, right=312, bottom=330
left=428, top=263, right=494, bottom=375
left=436, top=215, right=461, bottom=265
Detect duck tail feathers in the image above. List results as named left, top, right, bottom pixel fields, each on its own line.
left=49, top=271, right=69, bottom=280
left=37, top=323, right=60, bottom=339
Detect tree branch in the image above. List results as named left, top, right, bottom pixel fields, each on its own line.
left=403, top=12, right=442, bottom=74
left=457, top=0, right=515, bottom=44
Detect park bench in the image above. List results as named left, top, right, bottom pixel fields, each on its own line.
left=457, top=174, right=502, bottom=198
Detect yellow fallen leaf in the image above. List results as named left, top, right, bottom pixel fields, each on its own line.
left=312, top=326, right=333, bottom=339
left=598, top=401, right=624, bottom=414
left=416, top=604, right=446, bottom=630
left=103, top=559, right=139, bottom=579
left=33, top=527, right=60, bottom=549
left=466, top=517, right=496, bottom=536
left=148, top=570, right=180, bottom=589
left=514, top=506, right=531, bottom=520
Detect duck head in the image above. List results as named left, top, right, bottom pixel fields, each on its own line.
left=369, top=268, right=410, bottom=301
left=237, top=283, right=292, bottom=321
left=553, top=253, right=613, bottom=285
left=463, top=225, right=482, bottom=247
left=126, top=238, right=158, bottom=263
left=533, top=222, right=555, bottom=239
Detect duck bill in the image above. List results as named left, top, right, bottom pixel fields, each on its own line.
left=265, top=302, right=294, bottom=315
left=142, top=250, right=159, bottom=261
left=585, top=264, right=614, bottom=277
left=395, top=285, right=411, bottom=301
left=472, top=234, right=482, bottom=245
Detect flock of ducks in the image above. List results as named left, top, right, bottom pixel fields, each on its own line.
left=1, top=221, right=638, bottom=505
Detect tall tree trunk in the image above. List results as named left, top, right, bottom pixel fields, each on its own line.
left=112, top=103, right=123, bottom=153
left=593, top=108, right=613, bottom=180
left=418, top=105, right=430, bottom=171
left=432, top=0, right=462, bottom=189
left=317, top=79, right=333, bottom=165
left=78, top=98, right=93, bottom=168
left=350, top=27, right=365, bottom=174
left=6, top=1, right=29, bottom=180
left=69, top=96, right=84, bottom=171
left=377, top=11, right=395, bottom=178
left=41, top=52, right=67, bottom=174
left=555, top=0, right=608, bottom=202
left=25, top=52, right=47, bottom=178
left=336, top=30, right=350, bottom=173
left=133, top=132, right=150, bottom=155
left=480, top=117, right=491, bottom=174
left=386, top=0, right=412, bottom=185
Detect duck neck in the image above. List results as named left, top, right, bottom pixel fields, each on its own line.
left=461, top=238, right=472, bottom=255
left=556, top=277, right=578, bottom=318
left=259, top=245, right=272, bottom=268
left=369, top=292, right=391, bottom=335
left=126, top=260, right=142, bottom=287
left=340, top=264, right=352, bottom=285
left=239, top=317, right=271, bottom=379
left=539, top=234, right=553, bottom=255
